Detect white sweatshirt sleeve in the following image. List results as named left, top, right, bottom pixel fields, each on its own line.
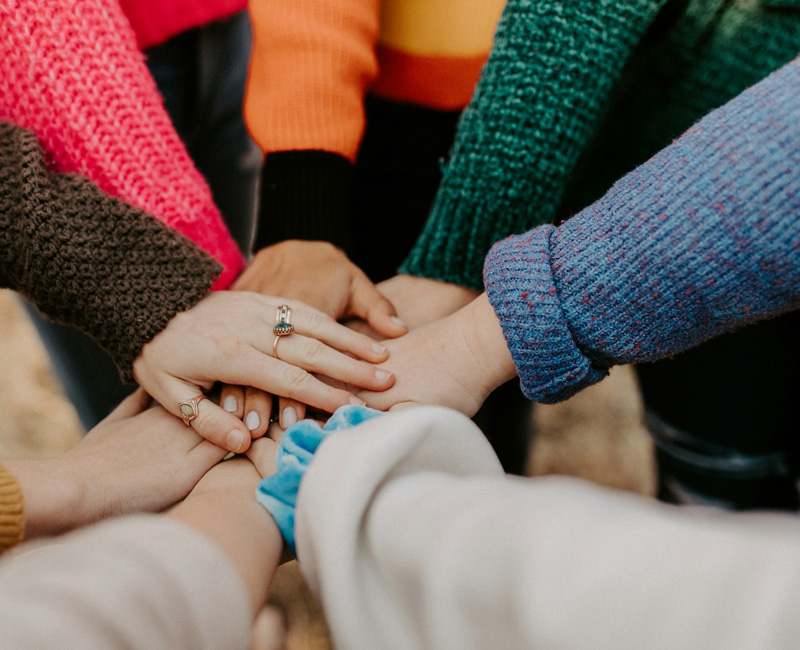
left=296, top=406, right=800, bottom=650
left=0, top=515, right=251, bottom=650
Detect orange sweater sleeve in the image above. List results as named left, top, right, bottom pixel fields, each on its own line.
left=0, top=463, right=24, bottom=553
left=245, top=0, right=381, bottom=161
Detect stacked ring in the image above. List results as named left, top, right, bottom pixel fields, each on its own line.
left=273, top=304, right=294, bottom=360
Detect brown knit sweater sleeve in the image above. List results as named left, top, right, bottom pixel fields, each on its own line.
left=0, top=463, right=24, bottom=553
left=0, top=121, right=222, bottom=381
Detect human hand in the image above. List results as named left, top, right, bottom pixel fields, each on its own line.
left=6, top=390, right=228, bottom=539
left=132, top=292, right=394, bottom=453
left=357, top=294, right=518, bottom=416
left=377, top=274, right=480, bottom=329
left=234, top=241, right=408, bottom=337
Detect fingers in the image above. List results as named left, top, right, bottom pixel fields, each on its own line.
left=243, top=387, right=272, bottom=438
left=277, top=396, right=305, bottom=430
left=162, top=376, right=253, bottom=454
left=220, top=385, right=245, bottom=418
left=216, top=347, right=368, bottom=415
left=287, top=305, right=390, bottom=364
left=246, top=436, right=279, bottom=478
left=267, top=333, right=395, bottom=392
left=349, top=274, right=408, bottom=339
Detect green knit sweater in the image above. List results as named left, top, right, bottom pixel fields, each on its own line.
left=400, top=0, right=800, bottom=290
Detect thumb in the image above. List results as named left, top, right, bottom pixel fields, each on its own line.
left=158, top=377, right=254, bottom=453
left=349, top=274, right=407, bottom=339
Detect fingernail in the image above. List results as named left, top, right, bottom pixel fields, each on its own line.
left=226, top=430, right=245, bottom=453
left=372, top=342, right=387, bottom=354
left=349, top=396, right=367, bottom=406
left=282, top=407, right=297, bottom=429
left=375, top=369, right=392, bottom=381
left=391, top=316, right=407, bottom=328
left=245, top=411, right=260, bottom=431
left=223, top=395, right=238, bottom=412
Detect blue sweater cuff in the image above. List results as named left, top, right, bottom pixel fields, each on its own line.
left=483, top=226, right=607, bottom=403
left=255, top=405, right=383, bottom=554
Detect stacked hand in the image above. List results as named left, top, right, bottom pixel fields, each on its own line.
left=132, top=291, right=395, bottom=453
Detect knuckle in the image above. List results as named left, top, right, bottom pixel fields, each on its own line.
left=281, top=364, right=310, bottom=391
left=302, top=309, right=324, bottom=331
left=302, top=338, right=326, bottom=363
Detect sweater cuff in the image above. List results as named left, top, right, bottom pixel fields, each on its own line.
left=0, top=464, right=25, bottom=553
left=483, top=226, right=607, bottom=403
left=254, top=151, right=354, bottom=253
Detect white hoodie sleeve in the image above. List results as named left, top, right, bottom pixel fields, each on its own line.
left=296, top=406, right=800, bottom=650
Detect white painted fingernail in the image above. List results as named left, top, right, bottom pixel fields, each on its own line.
left=245, top=411, right=260, bottom=431
left=223, top=395, right=238, bottom=412
left=227, top=430, right=245, bottom=453
left=375, top=369, right=392, bottom=381
left=349, top=396, right=367, bottom=406
left=391, top=316, right=407, bottom=328
left=282, top=407, right=297, bottom=429
left=372, top=342, right=387, bottom=354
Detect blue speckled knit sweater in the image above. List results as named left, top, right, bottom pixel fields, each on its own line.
left=483, top=57, right=800, bottom=404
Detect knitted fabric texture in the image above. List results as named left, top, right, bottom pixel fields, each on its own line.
left=0, top=0, right=244, bottom=287
left=246, top=0, right=504, bottom=254
left=0, top=122, right=221, bottom=381
left=119, top=0, right=247, bottom=50
left=401, top=0, right=800, bottom=290
left=0, top=463, right=24, bottom=553
left=483, top=57, right=800, bottom=403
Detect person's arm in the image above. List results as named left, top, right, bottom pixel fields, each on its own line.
left=0, top=121, right=221, bottom=381
left=0, top=0, right=243, bottom=286
left=0, top=442, right=284, bottom=649
left=359, top=57, right=800, bottom=412
left=484, top=55, right=800, bottom=403
left=295, top=406, right=800, bottom=650
left=0, top=390, right=227, bottom=546
left=399, top=0, right=668, bottom=291
left=238, top=0, right=406, bottom=336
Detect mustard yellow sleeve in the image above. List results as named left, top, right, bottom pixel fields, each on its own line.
left=0, top=463, right=25, bottom=552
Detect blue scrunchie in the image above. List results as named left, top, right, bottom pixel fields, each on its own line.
left=255, top=404, right=383, bottom=554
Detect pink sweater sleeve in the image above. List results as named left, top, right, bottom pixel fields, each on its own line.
left=0, top=0, right=244, bottom=287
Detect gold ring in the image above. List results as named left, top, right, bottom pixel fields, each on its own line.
left=274, top=304, right=294, bottom=336
left=178, top=394, right=208, bottom=426
left=273, top=334, right=283, bottom=360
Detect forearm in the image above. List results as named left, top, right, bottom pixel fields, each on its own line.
left=0, top=516, right=252, bottom=650
left=0, top=0, right=243, bottom=285
left=246, top=0, right=380, bottom=251
left=0, top=122, right=221, bottom=380
left=169, top=476, right=283, bottom=616
left=0, top=459, right=85, bottom=541
left=401, top=0, right=667, bottom=290
left=485, top=57, right=800, bottom=402
left=298, top=407, right=800, bottom=650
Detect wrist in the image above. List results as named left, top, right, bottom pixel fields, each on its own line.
left=3, top=458, right=86, bottom=539
left=459, top=293, right=517, bottom=394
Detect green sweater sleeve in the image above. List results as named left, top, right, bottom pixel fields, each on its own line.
left=0, top=121, right=222, bottom=381
left=400, top=0, right=667, bottom=290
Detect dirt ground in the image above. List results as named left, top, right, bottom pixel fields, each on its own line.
left=0, top=289, right=655, bottom=648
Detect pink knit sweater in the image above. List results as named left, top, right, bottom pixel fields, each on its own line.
left=120, top=0, right=247, bottom=50
left=0, top=0, right=244, bottom=287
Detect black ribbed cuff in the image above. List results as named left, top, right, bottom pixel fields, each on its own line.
left=254, top=150, right=354, bottom=253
